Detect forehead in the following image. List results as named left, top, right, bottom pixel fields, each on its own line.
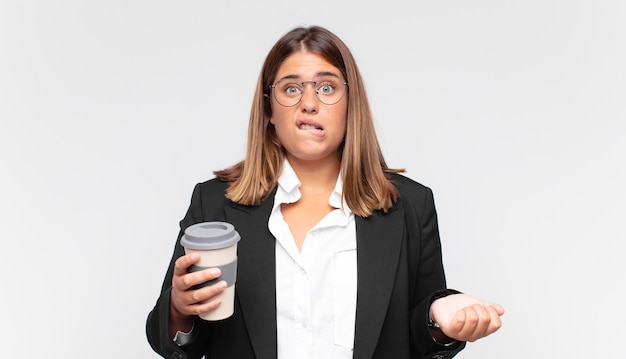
left=275, top=51, right=341, bottom=81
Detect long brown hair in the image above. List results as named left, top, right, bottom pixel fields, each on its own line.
left=214, top=26, right=403, bottom=216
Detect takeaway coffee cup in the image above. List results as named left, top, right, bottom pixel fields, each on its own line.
left=180, top=221, right=240, bottom=321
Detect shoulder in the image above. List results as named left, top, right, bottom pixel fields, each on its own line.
left=386, top=172, right=439, bottom=218
left=181, top=178, right=234, bottom=225
left=386, top=173, right=440, bottom=232
left=190, top=178, right=231, bottom=205
left=389, top=172, right=434, bottom=200
left=196, top=177, right=230, bottom=192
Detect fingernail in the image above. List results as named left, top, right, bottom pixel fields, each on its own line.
left=209, top=268, right=221, bottom=276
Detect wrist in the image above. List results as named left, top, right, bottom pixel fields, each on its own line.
left=168, top=294, right=195, bottom=338
left=428, top=289, right=462, bottom=347
left=428, top=315, right=456, bottom=346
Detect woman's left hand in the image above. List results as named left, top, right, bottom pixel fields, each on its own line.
left=430, top=293, right=505, bottom=342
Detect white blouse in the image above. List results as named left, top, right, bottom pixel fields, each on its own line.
left=268, top=159, right=357, bottom=359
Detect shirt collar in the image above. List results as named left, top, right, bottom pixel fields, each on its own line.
left=276, top=158, right=351, bottom=217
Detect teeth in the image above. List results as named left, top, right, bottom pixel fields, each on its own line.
left=299, top=124, right=318, bottom=130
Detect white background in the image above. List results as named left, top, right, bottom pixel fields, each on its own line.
left=1, top=1, right=624, bottom=357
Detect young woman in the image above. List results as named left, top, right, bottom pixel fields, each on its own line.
left=146, top=25, right=504, bottom=359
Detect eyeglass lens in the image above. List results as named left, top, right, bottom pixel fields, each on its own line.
left=272, top=78, right=347, bottom=107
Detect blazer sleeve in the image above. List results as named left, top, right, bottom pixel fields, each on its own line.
left=146, top=181, right=227, bottom=359
left=398, top=178, right=466, bottom=358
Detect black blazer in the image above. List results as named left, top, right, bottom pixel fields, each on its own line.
left=146, top=173, right=465, bottom=359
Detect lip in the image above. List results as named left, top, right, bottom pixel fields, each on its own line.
left=296, top=118, right=325, bottom=136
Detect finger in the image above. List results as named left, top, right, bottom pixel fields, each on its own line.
left=470, top=304, right=494, bottom=341
left=487, top=302, right=505, bottom=316
left=173, top=253, right=200, bottom=276
left=176, top=280, right=228, bottom=316
left=455, top=306, right=480, bottom=341
left=443, top=309, right=466, bottom=339
left=186, top=281, right=229, bottom=313
left=463, top=304, right=503, bottom=341
left=176, top=267, right=222, bottom=291
left=484, top=305, right=503, bottom=334
left=454, top=305, right=490, bottom=342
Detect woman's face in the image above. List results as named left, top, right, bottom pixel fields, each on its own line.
left=269, top=50, right=348, bottom=164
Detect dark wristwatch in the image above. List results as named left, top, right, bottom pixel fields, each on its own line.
left=427, top=317, right=442, bottom=331
left=172, top=324, right=196, bottom=347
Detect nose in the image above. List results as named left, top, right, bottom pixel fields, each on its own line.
left=300, top=81, right=319, bottom=113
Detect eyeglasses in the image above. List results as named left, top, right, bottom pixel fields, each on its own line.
left=269, top=77, right=348, bottom=107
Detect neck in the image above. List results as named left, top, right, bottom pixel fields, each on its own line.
left=286, top=153, right=341, bottom=191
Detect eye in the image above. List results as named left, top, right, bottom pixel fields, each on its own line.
left=317, top=82, right=336, bottom=94
left=281, top=83, right=302, bottom=96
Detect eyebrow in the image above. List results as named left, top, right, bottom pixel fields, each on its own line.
left=275, top=71, right=341, bottom=83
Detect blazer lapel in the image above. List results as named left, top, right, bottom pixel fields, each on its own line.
left=225, top=198, right=277, bottom=359
left=222, top=194, right=405, bottom=359
left=353, top=207, right=405, bottom=359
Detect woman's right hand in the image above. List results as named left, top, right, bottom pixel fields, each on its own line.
left=169, top=252, right=227, bottom=334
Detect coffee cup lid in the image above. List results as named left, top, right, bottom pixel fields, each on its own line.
left=180, top=222, right=240, bottom=250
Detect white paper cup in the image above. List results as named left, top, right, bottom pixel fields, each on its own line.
left=180, top=222, right=240, bottom=321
